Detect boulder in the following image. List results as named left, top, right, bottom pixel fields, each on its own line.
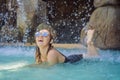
left=94, top=0, right=120, bottom=7
left=81, top=0, right=120, bottom=49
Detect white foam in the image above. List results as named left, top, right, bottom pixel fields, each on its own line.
left=0, top=62, right=28, bottom=71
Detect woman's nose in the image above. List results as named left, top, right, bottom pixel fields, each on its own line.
left=38, top=36, right=43, bottom=38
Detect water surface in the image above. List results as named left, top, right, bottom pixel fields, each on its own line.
left=0, top=46, right=120, bottom=80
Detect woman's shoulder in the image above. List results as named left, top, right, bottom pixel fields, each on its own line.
left=48, top=48, right=59, bottom=56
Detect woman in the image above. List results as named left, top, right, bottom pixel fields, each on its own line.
left=35, top=23, right=99, bottom=66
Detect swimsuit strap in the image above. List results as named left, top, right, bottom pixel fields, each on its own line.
left=55, top=49, right=68, bottom=63
left=46, top=44, right=68, bottom=63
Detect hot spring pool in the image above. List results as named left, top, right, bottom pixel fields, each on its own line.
left=0, top=46, right=120, bottom=80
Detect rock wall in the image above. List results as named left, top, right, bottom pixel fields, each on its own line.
left=0, top=0, right=95, bottom=44
left=26, top=0, right=47, bottom=43
left=81, top=0, right=120, bottom=49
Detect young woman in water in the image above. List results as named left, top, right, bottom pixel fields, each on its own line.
left=35, top=23, right=99, bottom=66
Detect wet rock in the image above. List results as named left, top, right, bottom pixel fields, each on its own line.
left=94, top=0, right=120, bottom=7
left=0, top=25, right=19, bottom=43
left=0, top=0, right=18, bottom=43
left=45, top=0, right=94, bottom=43
left=81, top=0, right=120, bottom=49
left=25, top=0, right=94, bottom=43
left=0, top=0, right=95, bottom=43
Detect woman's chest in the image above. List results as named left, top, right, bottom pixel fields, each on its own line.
left=41, top=56, right=48, bottom=62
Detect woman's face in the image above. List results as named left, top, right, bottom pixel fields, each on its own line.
left=35, top=29, right=51, bottom=47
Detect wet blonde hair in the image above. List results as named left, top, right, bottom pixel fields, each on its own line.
left=35, top=23, right=56, bottom=64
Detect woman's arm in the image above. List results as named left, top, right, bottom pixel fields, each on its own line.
left=47, top=50, right=58, bottom=66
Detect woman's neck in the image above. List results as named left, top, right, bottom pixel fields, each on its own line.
left=39, top=45, right=50, bottom=57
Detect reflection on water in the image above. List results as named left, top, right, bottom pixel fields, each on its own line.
left=0, top=46, right=120, bottom=80
left=0, top=62, right=28, bottom=71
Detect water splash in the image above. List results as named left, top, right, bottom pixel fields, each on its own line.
left=0, top=46, right=120, bottom=63
left=0, top=61, right=28, bottom=71
left=0, top=0, right=94, bottom=44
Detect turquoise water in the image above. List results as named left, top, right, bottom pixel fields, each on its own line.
left=0, top=46, right=120, bottom=80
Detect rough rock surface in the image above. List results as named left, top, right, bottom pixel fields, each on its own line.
left=81, top=0, right=120, bottom=49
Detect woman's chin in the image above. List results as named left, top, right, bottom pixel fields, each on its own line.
left=39, top=42, right=43, bottom=44
left=38, top=42, right=48, bottom=47
left=37, top=42, right=44, bottom=46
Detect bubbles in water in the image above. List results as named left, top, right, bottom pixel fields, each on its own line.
left=99, top=50, right=120, bottom=63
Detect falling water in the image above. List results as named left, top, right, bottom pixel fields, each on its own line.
left=17, top=0, right=28, bottom=44
left=0, top=0, right=19, bottom=45
left=0, top=0, right=94, bottom=45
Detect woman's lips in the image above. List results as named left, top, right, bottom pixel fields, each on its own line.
left=38, top=40, right=43, bottom=44
left=39, top=40, right=43, bottom=42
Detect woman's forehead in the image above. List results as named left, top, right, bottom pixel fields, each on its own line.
left=39, top=29, right=49, bottom=33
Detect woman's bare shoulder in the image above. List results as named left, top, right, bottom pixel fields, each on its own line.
left=48, top=48, right=59, bottom=56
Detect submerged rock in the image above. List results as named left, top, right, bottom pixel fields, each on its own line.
left=81, top=0, right=120, bottom=49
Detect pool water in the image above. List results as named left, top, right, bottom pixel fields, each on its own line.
left=0, top=46, right=120, bottom=80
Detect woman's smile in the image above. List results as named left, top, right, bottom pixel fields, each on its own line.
left=39, top=39, right=43, bottom=42
left=39, top=40, right=43, bottom=42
